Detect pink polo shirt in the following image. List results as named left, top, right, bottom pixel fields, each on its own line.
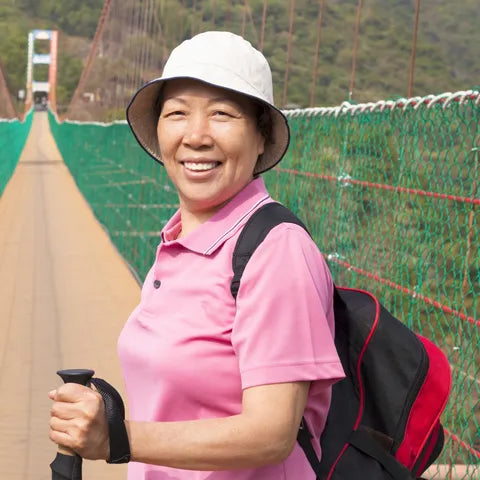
left=118, top=177, right=344, bottom=480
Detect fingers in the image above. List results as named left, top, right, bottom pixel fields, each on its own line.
left=49, top=415, right=94, bottom=452
left=51, top=383, right=92, bottom=402
left=50, top=384, right=102, bottom=419
left=48, top=382, right=109, bottom=460
left=49, top=416, right=71, bottom=448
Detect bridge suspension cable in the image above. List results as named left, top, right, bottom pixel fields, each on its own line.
left=0, top=59, right=17, bottom=119
left=62, top=0, right=435, bottom=121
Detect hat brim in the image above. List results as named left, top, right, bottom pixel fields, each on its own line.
left=126, top=76, right=290, bottom=175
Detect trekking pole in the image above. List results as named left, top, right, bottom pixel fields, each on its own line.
left=50, top=369, right=95, bottom=480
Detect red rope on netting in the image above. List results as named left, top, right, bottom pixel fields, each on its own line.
left=276, top=168, right=480, bottom=206
left=444, top=428, right=480, bottom=460
left=324, top=257, right=479, bottom=328
left=66, top=0, right=114, bottom=118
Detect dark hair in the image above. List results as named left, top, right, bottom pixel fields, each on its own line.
left=154, top=88, right=164, bottom=118
left=254, top=101, right=273, bottom=146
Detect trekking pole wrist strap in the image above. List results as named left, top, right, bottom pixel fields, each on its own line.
left=90, top=377, right=131, bottom=464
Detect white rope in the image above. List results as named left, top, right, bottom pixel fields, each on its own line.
left=50, top=90, right=480, bottom=126
left=48, top=106, right=127, bottom=126
left=0, top=107, right=33, bottom=123
left=443, top=90, right=474, bottom=109
left=283, top=89, right=480, bottom=118
left=413, top=94, right=436, bottom=110
left=0, top=118, right=19, bottom=123
left=427, top=92, right=452, bottom=109
left=64, top=119, right=128, bottom=127
left=402, top=96, right=421, bottom=111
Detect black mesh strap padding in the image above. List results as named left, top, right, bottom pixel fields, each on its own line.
left=231, top=202, right=308, bottom=299
left=90, top=377, right=131, bottom=464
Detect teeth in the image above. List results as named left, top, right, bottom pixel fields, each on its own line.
left=184, top=162, right=218, bottom=171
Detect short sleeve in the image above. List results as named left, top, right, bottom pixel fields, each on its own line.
left=231, top=224, right=345, bottom=391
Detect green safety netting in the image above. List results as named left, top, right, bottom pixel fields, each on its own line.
left=0, top=110, right=33, bottom=195
left=49, top=90, right=479, bottom=478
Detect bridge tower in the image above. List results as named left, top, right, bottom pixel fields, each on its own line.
left=26, top=29, right=58, bottom=112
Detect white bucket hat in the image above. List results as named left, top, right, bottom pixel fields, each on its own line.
left=126, top=31, right=290, bottom=175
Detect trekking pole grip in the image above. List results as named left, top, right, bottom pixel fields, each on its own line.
left=56, top=369, right=95, bottom=455
left=50, top=369, right=95, bottom=480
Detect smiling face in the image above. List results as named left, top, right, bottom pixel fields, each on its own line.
left=157, top=78, right=265, bottom=222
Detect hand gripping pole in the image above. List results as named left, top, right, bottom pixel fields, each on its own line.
left=50, top=369, right=95, bottom=480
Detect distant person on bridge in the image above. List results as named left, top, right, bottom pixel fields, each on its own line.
left=48, top=31, right=344, bottom=479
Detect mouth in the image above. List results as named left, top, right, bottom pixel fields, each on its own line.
left=181, top=161, right=221, bottom=172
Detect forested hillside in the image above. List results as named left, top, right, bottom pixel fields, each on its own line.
left=0, top=0, right=478, bottom=113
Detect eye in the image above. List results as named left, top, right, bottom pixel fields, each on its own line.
left=213, top=110, right=231, bottom=117
left=166, top=110, right=185, bottom=117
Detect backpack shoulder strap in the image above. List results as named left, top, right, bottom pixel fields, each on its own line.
left=230, top=202, right=307, bottom=299
left=230, top=202, right=322, bottom=478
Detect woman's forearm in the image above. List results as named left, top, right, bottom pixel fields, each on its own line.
left=125, top=413, right=294, bottom=471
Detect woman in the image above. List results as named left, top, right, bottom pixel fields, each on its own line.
left=49, top=31, right=344, bottom=479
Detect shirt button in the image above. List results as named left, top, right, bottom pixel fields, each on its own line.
left=153, top=279, right=161, bottom=289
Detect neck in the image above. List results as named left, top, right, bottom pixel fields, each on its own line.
left=177, top=206, right=218, bottom=238
left=177, top=178, right=255, bottom=238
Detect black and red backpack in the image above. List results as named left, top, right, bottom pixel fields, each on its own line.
left=231, top=202, right=452, bottom=480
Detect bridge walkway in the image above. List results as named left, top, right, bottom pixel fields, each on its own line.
left=0, top=112, right=140, bottom=480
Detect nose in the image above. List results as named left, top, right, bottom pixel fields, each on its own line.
left=183, top=113, right=214, bottom=149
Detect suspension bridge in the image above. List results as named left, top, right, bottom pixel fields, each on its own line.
left=0, top=1, right=478, bottom=479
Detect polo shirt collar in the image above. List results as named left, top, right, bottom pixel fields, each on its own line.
left=161, top=177, right=271, bottom=255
